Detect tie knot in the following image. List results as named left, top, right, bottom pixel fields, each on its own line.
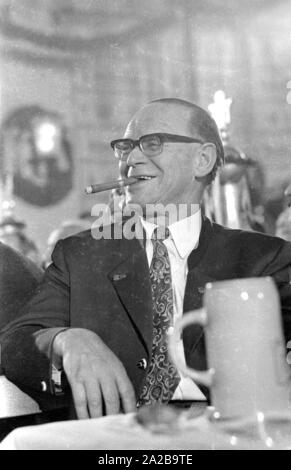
left=152, top=226, right=170, bottom=241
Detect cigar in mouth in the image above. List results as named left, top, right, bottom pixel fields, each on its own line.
left=85, top=177, right=138, bottom=195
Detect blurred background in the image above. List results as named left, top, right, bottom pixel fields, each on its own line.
left=1, top=0, right=291, bottom=263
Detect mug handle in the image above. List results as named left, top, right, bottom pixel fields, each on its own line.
left=169, top=308, right=215, bottom=388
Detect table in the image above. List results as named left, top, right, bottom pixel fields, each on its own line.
left=2, top=404, right=290, bottom=450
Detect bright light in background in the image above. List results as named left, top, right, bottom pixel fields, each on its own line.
left=208, top=90, right=233, bottom=131
left=34, top=121, right=59, bottom=154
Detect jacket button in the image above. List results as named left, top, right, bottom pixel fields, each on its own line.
left=136, top=358, right=147, bottom=370
left=41, top=381, right=47, bottom=392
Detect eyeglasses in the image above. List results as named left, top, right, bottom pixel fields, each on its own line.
left=110, top=133, right=204, bottom=161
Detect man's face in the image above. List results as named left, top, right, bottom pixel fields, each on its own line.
left=119, top=103, right=202, bottom=213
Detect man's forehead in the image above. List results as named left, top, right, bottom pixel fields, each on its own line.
left=124, top=102, right=196, bottom=138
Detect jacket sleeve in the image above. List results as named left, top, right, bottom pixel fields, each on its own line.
left=0, top=240, right=71, bottom=401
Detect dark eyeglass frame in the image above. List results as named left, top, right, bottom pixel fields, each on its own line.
left=110, top=133, right=204, bottom=160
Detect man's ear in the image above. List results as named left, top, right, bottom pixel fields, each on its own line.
left=193, top=143, right=217, bottom=178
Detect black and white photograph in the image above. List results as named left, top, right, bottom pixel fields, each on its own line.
left=1, top=0, right=291, bottom=453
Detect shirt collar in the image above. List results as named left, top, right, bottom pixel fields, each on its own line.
left=140, top=209, right=202, bottom=259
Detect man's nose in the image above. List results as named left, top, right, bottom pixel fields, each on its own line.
left=126, top=146, right=148, bottom=166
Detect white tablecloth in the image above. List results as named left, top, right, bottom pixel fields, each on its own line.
left=0, top=411, right=225, bottom=450
left=2, top=408, right=290, bottom=450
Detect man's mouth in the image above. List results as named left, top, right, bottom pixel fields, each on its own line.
left=135, top=175, right=155, bottom=181
left=125, top=175, right=157, bottom=191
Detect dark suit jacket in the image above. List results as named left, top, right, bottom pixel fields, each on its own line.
left=2, top=217, right=291, bottom=407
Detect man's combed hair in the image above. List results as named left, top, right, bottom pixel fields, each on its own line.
left=151, top=98, right=225, bottom=185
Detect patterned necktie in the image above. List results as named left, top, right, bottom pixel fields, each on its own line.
left=138, top=227, right=180, bottom=405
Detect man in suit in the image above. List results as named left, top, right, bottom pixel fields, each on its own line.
left=2, top=98, right=291, bottom=419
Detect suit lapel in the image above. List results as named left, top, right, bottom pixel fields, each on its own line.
left=108, top=236, right=153, bottom=356
left=183, top=217, right=215, bottom=359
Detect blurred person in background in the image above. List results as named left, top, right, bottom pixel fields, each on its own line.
left=0, top=216, right=40, bottom=266
left=0, top=242, right=42, bottom=332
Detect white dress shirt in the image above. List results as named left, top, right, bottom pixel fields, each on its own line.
left=140, top=210, right=206, bottom=401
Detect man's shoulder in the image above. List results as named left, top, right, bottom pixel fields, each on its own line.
left=56, top=226, right=109, bottom=249
left=54, top=222, right=135, bottom=254
left=202, top=220, right=291, bottom=276
left=211, top=221, right=291, bottom=255
left=62, top=227, right=95, bottom=243
left=212, top=221, right=284, bottom=242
